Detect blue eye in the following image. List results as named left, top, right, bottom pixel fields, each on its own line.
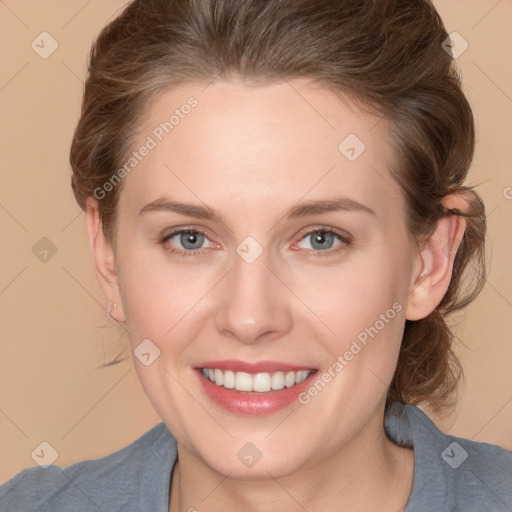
left=300, top=230, right=339, bottom=250
left=175, top=230, right=207, bottom=250
left=161, top=229, right=213, bottom=256
left=297, top=229, right=346, bottom=252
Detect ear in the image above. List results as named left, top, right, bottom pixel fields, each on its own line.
left=405, top=194, right=467, bottom=321
left=85, top=196, right=126, bottom=323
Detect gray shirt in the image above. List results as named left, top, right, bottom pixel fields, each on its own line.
left=1, top=403, right=511, bottom=511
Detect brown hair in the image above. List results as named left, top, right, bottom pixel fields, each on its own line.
left=70, top=0, right=486, bottom=412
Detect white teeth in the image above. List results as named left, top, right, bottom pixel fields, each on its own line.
left=223, top=370, right=235, bottom=389
left=285, top=371, right=296, bottom=388
left=271, top=371, right=285, bottom=390
left=253, top=372, right=272, bottom=392
left=297, top=370, right=309, bottom=382
left=235, top=371, right=253, bottom=391
left=214, top=369, right=223, bottom=386
left=201, top=368, right=313, bottom=392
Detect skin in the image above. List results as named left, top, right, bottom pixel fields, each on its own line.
left=86, top=78, right=467, bottom=511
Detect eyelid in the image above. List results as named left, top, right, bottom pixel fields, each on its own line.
left=293, top=225, right=352, bottom=244
left=160, top=225, right=216, bottom=242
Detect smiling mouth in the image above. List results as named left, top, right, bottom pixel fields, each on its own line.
left=199, top=367, right=316, bottom=393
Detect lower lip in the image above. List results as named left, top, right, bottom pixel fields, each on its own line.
left=195, top=369, right=317, bottom=416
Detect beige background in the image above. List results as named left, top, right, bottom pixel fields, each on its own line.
left=0, top=0, right=511, bottom=483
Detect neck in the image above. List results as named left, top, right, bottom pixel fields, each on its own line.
left=169, top=409, right=414, bottom=512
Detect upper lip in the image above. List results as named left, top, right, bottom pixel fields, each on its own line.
left=196, top=360, right=316, bottom=374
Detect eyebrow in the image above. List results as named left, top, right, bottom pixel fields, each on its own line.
left=138, top=195, right=376, bottom=221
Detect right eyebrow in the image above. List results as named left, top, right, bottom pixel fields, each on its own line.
left=138, top=197, right=223, bottom=222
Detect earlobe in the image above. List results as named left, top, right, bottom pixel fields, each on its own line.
left=85, top=197, right=126, bottom=323
left=405, top=195, right=467, bottom=321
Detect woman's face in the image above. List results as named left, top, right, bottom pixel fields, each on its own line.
left=111, top=79, right=418, bottom=477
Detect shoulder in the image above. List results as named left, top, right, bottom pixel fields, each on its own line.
left=390, top=404, right=512, bottom=511
left=0, top=422, right=176, bottom=512
left=437, top=429, right=512, bottom=511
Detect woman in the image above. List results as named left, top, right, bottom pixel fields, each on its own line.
left=1, top=0, right=511, bottom=510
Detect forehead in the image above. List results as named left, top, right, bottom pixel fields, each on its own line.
left=119, top=79, right=403, bottom=222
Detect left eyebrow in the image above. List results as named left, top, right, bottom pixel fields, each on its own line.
left=286, top=196, right=376, bottom=219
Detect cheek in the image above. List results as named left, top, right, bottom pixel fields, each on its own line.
left=299, top=251, right=408, bottom=331
left=117, top=249, right=218, bottom=349
left=288, top=244, right=411, bottom=377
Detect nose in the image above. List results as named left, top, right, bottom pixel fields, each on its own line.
left=214, top=248, right=293, bottom=345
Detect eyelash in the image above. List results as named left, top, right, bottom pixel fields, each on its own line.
left=159, top=226, right=352, bottom=258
